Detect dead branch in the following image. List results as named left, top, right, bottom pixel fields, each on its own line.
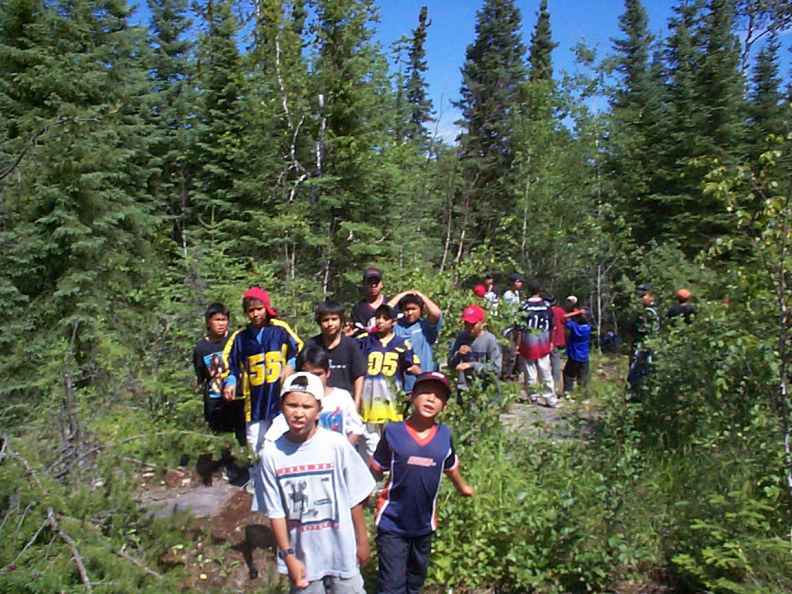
left=116, top=549, right=164, bottom=581
left=57, top=430, right=226, bottom=476
left=116, top=455, right=180, bottom=475
left=47, top=507, right=93, bottom=593
left=0, top=116, right=102, bottom=182
left=7, top=445, right=48, bottom=496
left=4, top=518, right=48, bottom=572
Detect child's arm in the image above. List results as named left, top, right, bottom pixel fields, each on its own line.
left=221, top=332, right=241, bottom=401
left=351, top=503, right=371, bottom=567
left=448, top=334, right=465, bottom=369
left=270, top=517, right=308, bottom=589
left=352, top=376, right=363, bottom=409
left=446, top=466, right=475, bottom=497
left=414, top=290, right=443, bottom=325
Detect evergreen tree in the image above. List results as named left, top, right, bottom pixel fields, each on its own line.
left=405, top=6, right=433, bottom=145
left=528, top=0, right=558, bottom=82
left=146, top=0, right=195, bottom=255
left=0, top=0, right=160, bottom=394
left=309, top=0, right=398, bottom=291
left=606, top=0, right=668, bottom=244
left=456, top=0, right=528, bottom=246
left=747, top=34, right=785, bottom=158
left=191, top=0, right=251, bottom=253
left=657, top=0, right=747, bottom=251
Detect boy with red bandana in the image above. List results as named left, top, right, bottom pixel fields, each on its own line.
left=222, top=287, right=303, bottom=456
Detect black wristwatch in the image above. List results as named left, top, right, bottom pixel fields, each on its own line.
left=277, top=547, right=295, bottom=560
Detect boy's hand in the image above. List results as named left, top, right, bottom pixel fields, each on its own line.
left=285, top=556, right=308, bottom=589
left=356, top=537, right=371, bottom=566
left=458, top=345, right=471, bottom=356
left=457, top=482, right=475, bottom=497
left=455, top=362, right=471, bottom=371
left=407, top=364, right=421, bottom=375
left=222, top=384, right=236, bottom=401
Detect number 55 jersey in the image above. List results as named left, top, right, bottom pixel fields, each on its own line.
left=222, top=321, right=303, bottom=424
left=357, top=332, right=417, bottom=423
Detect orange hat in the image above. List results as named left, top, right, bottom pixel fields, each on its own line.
left=461, top=305, right=485, bottom=324
left=676, top=288, right=691, bottom=301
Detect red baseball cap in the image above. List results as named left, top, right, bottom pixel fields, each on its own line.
left=243, top=287, right=277, bottom=318
left=461, top=305, right=485, bottom=324
left=473, top=285, right=486, bottom=297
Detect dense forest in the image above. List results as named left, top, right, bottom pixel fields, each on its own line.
left=2, top=0, right=792, bottom=591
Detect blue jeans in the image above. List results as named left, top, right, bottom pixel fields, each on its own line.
left=376, top=530, right=432, bottom=594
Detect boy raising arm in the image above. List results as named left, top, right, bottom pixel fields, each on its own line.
left=261, top=372, right=374, bottom=593
left=370, top=372, right=473, bottom=594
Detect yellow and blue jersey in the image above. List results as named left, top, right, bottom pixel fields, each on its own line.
left=357, top=332, right=417, bottom=423
left=222, top=321, right=302, bottom=423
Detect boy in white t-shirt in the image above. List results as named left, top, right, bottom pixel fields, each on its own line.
left=261, top=372, right=375, bottom=593
left=265, top=345, right=364, bottom=444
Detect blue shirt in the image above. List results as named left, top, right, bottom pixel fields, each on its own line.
left=394, top=314, right=442, bottom=392
left=565, top=319, right=591, bottom=363
left=371, top=421, right=458, bottom=537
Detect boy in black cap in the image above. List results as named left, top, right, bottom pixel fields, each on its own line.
left=350, top=267, right=388, bottom=334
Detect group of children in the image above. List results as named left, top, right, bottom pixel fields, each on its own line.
left=471, top=273, right=592, bottom=407
left=192, top=269, right=475, bottom=593
left=190, top=266, right=596, bottom=592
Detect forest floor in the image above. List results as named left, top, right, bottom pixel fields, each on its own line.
left=135, top=354, right=676, bottom=592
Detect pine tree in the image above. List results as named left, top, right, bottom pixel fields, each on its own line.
left=657, top=0, right=746, bottom=250
left=405, top=6, right=433, bottom=145
left=456, top=0, right=528, bottom=246
left=190, top=0, right=252, bottom=253
left=528, top=0, right=558, bottom=82
left=0, top=0, right=160, bottom=394
left=146, top=0, right=195, bottom=256
left=309, top=0, right=397, bottom=291
left=606, top=0, right=668, bottom=243
left=747, top=34, right=785, bottom=158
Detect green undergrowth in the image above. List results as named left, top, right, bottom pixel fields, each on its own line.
left=423, top=338, right=792, bottom=593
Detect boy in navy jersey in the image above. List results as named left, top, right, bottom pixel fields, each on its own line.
left=370, top=372, right=474, bottom=594
left=222, top=287, right=303, bottom=456
left=357, top=303, right=420, bottom=458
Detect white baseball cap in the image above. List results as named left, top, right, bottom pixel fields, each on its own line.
left=281, top=372, right=324, bottom=402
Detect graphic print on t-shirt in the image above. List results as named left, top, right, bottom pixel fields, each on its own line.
left=320, top=407, right=344, bottom=434
left=203, top=351, right=227, bottom=398
left=277, top=463, right=339, bottom=531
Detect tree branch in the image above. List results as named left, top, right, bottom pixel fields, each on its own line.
left=116, top=549, right=164, bottom=581
left=47, top=507, right=93, bottom=593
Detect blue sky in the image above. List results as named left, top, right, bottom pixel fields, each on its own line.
left=371, top=0, right=790, bottom=141
left=130, top=0, right=790, bottom=141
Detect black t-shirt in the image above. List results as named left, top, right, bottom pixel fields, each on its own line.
left=667, top=303, right=697, bottom=324
left=350, top=297, right=388, bottom=332
left=305, top=333, right=366, bottom=394
left=192, top=334, right=231, bottom=401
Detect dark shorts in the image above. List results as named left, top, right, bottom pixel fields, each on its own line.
left=205, top=396, right=246, bottom=446
left=376, top=529, right=433, bottom=594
